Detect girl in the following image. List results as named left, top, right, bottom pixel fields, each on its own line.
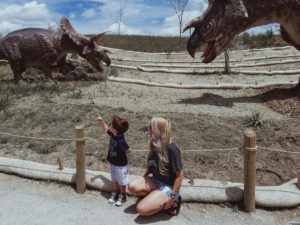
left=128, top=117, right=183, bottom=216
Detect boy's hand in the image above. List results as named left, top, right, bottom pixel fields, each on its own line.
left=125, top=148, right=131, bottom=154
left=96, top=113, right=103, bottom=122
left=96, top=113, right=108, bottom=132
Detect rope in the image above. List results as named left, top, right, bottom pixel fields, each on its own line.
left=178, top=148, right=240, bottom=152
left=0, top=131, right=240, bottom=153
left=0, top=130, right=299, bottom=155
left=0, top=131, right=77, bottom=141
left=85, top=137, right=101, bottom=143
left=0, top=131, right=111, bottom=146
left=257, top=146, right=300, bottom=155
left=130, top=148, right=240, bottom=153
left=243, top=146, right=258, bottom=152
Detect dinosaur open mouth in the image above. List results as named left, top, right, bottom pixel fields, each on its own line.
left=201, top=41, right=215, bottom=62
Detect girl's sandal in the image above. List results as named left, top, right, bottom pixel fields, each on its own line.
left=166, top=195, right=182, bottom=216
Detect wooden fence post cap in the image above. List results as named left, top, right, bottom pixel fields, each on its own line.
left=75, top=124, right=85, bottom=130
left=243, top=128, right=256, bottom=137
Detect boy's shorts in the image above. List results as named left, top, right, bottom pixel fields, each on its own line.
left=150, top=177, right=180, bottom=201
left=110, top=164, right=129, bottom=186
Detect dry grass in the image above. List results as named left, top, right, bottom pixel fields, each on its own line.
left=95, top=33, right=288, bottom=53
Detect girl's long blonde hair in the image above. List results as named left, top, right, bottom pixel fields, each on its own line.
left=148, top=117, right=171, bottom=175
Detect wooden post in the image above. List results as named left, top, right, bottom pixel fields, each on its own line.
left=297, top=171, right=300, bottom=190
left=189, top=171, right=194, bottom=185
left=243, top=128, right=256, bottom=212
left=57, top=156, right=63, bottom=170
left=75, top=124, right=86, bottom=194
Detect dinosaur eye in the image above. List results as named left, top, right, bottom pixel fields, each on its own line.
left=205, top=21, right=213, bottom=30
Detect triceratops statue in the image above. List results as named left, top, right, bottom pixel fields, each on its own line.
left=0, top=16, right=111, bottom=82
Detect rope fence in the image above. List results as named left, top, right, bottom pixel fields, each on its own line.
left=0, top=126, right=299, bottom=212
left=0, top=130, right=299, bottom=155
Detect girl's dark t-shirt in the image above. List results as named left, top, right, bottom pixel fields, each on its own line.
left=147, top=143, right=183, bottom=186
left=106, top=129, right=129, bottom=166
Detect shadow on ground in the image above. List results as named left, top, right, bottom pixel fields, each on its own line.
left=177, top=85, right=300, bottom=109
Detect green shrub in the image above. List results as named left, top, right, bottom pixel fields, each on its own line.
left=244, top=112, right=264, bottom=128
left=240, top=29, right=275, bottom=49
left=82, top=65, right=97, bottom=73
left=0, top=85, right=11, bottom=110
left=242, top=32, right=251, bottom=45
left=0, top=93, right=10, bottom=110
left=109, top=67, right=119, bottom=77
left=25, top=67, right=43, bottom=76
left=164, top=49, right=172, bottom=59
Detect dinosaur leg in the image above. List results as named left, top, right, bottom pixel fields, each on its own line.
left=10, top=63, right=25, bottom=83
left=281, top=25, right=300, bottom=90
left=42, top=67, right=53, bottom=80
left=280, top=25, right=300, bottom=51
left=57, top=56, right=68, bottom=74
left=57, top=57, right=76, bottom=75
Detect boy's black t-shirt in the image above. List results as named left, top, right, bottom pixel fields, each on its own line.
left=147, top=143, right=183, bottom=186
left=106, top=130, right=129, bottom=166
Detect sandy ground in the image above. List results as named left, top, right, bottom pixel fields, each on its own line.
left=0, top=173, right=299, bottom=225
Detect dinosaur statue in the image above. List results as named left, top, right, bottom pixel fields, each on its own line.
left=0, top=17, right=111, bottom=82
left=183, top=0, right=300, bottom=63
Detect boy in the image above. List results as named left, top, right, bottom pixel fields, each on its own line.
left=97, top=114, right=131, bottom=206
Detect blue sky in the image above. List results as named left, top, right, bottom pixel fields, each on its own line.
left=0, top=0, right=277, bottom=36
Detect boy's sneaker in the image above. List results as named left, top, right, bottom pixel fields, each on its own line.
left=115, top=192, right=126, bottom=206
left=108, top=191, right=118, bottom=204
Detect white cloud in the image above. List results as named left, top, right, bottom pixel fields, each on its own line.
left=81, top=8, right=96, bottom=19
left=187, top=0, right=208, bottom=12
left=107, top=22, right=142, bottom=35
left=0, top=21, right=22, bottom=35
left=0, top=1, right=52, bottom=35
left=160, top=10, right=200, bottom=36
left=0, top=0, right=275, bottom=37
left=98, top=2, right=140, bottom=19
left=69, top=13, right=76, bottom=19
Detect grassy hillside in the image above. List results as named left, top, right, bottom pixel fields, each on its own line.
left=95, top=31, right=288, bottom=53
left=96, top=34, right=189, bottom=53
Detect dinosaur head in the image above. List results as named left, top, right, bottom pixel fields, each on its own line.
left=61, top=16, right=111, bottom=72
left=183, top=0, right=248, bottom=63
left=81, top=40, right=111, bottom=72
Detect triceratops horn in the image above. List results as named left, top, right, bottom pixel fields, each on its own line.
left=183, top=17, right=202, bottom=32
left=61, top=16, right=84, bottom=46
left=90, top=31, right=110, bottom=43
left=104, top=48, right=113, bottom=54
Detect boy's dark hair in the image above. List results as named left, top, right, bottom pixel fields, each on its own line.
left=112, top=115, right=129, bottom=135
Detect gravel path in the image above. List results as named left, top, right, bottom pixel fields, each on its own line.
left=0, top=173, right=299, bottom=225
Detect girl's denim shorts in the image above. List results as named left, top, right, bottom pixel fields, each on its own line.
left=150, top=177, right=180, bottom=201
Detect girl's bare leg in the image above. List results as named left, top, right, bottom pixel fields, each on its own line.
left=128, top=177, right=156, bottom=196
left=136, top=190, right=168, bottom=216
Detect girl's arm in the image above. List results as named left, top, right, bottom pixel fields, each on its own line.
left=143, top=169, right=150, bottom=178
left=171, top=170, right=184, bottom=196
left=161, top=170, right=184, bottom=209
